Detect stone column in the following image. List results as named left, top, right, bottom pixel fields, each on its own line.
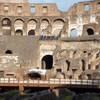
left=35, top=22, right=40, bottom=36
left=23, top=19, right=27, bottom=35
left=11, top=19, right=15, bottom=35
left=0, top=18, right=2, bottom=35
left=42, top=61, right=46, bottom=69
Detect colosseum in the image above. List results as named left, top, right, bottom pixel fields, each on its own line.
left=0, top=0, right=99, bottom=80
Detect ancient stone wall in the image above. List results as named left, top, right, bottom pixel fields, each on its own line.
left=0, top=0, right=27, bottom=3
left=0, top=0, right=99, bottom=79
left=0, top=36, right=39, bottom=67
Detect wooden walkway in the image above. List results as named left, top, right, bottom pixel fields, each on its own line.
left=0, top=78, right=100, bottom=93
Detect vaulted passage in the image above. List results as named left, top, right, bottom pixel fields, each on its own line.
left=41, top=55, right=53, bottom=69
left=28, top=30, right=35, bottom=35
left=14, top=19, right=24, bottom=35
left=87, top=28, right=94, bottom=35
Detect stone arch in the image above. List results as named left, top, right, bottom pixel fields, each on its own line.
left=2, top=18, right=11, bottom=26
left=53, top=18, right=65, bottom=23
left=14, top=19, right=24, bottom=33
left=40, top=19, right=50, bottom=37
left=41, top=55, right=53, bottom=69
left=52, top=19, right=64, bottom=36
left=14, top=18, right=24, bottom=22
left=87, top=28, right=94, bottom=35
left=40, top=18, right=50, bottom=23
left=40, top=19, right=49, bottom=30
left=70, top=28, right=77, bottom=37
left=27, top=19, right=37, bottom=34
left=15, top=29, right=23, bottom=35
left=1, top=18, right=12, bottom=35
left=83, top=24, right=96, bottom=36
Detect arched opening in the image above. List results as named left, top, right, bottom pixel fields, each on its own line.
left=15, top=29, right=23, bottom=35
left=2, top=18, right=11, bottom=26
left=41, top=55, right=53, bottom=69
left=28, top=30, right=35, bottom=35
left=14, top=19, right=24, bottom=35
left=40, top=19, right=49, bottom=30
left=70, top=29, right=77, bottom=37
left=84, top=4, right=90, bottom=12
left=2, top=18, right=11, bottom=35
left=40, top=19, right=49, bottom=38
left=27, top=19, right=37, bottom=34
left=53, top=19, right=64, bottom=29
left=52, top=19, right=64, bottom=36
left=87, top=28, right=94, bottom=35
left=5, top=50, right=12, bottom=54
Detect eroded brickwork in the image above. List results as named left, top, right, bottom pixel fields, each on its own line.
left=0, top=0, right=99, bottom=80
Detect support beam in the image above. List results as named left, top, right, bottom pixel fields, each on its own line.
left=19, top=85, right=24, bottom=94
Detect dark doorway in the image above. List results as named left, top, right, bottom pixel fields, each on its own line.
left=15, top=29, right=23, bottom=35
left=42, top=55, right=53, bottom=69
left=87, top=28, right=94, bottom=35
left=87, top=74, right=91, bottom=80
left=57, top=69, right=61, bottom=72
left=28, top=30, right=35, bottom=35
left=66, top=60, right=70, bottom=71
left=5, top=50, right=12, bottom=54
left=82, top=60, right=85, bottom=71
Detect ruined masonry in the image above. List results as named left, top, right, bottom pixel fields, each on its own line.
left=0, top=0, right=100, bottom=80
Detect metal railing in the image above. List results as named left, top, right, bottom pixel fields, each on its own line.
left=0, top=78, right=100, bottom=86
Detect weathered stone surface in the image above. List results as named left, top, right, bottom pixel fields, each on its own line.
left=0, top=0, right=99, bottom=80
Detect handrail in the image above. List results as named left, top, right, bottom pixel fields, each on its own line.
left=0, top=78, right=99, bottom=86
